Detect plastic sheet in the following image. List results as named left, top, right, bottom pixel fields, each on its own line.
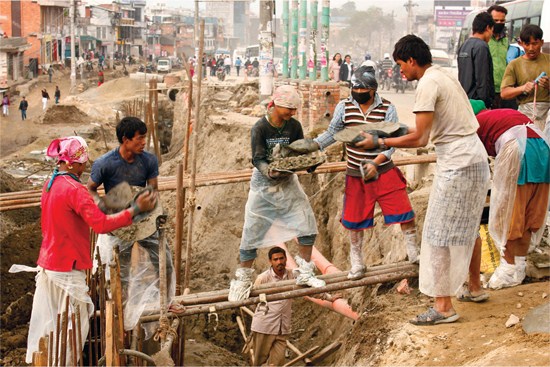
left=518, top=102, right=550, bottom=132
left=8, top=267, right=94, bottom=365
left=490, top=125, right=550, bottom=253
left=240, top=169, right=317, bottom=250
left=420, top=135, right=489, bottom=297
left=93, top=232, right=175, bottom=339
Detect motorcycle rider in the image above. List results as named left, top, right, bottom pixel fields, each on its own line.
left=380, top=53, right=394, bottom=87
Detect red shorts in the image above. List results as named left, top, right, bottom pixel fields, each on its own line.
left=341, top=167, right=415, bottom=230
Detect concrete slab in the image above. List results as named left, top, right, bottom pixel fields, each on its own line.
left=522, top=302, right=550, bottom=334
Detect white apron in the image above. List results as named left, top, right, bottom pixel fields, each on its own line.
left=419, top=134, right=490, bottom=297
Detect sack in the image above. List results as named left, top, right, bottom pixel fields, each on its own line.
left=479, top=224, right=500, bottom=274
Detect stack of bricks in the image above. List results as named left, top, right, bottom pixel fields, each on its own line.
left=275, top=79, right=341, bottom=133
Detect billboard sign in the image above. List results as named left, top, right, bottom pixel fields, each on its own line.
left=435, top=7, right=472, bottom=27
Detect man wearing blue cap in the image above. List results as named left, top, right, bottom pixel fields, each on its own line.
left=287, top=66, right=419, bottom=280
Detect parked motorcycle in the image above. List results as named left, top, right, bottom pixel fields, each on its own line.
left=138, top=63, right=155, bottom=73
left=247, top=65, right=259, bottom=78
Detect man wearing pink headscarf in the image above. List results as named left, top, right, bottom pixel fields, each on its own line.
left=22, top=136, right=157, bottom=364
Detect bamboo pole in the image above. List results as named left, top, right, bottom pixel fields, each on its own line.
left=309, top=341, right=341, bottom=364
left=174, top=263, right=416, bottom=305
left=140, top=268, right=418, bottom=321
left=174, top=163, right=184, bottom=296
left=55, top=313, right=61, bottom=366
left=110, top=247, right=126, bottom=366
left=76, top=305, right=84, bottom=367
left=0, top=155, right=437, bottom=211
left=283, top=346, right=319, bottom=367
left=105, top=301, right=116, bottom=367
left=183, top=19, right=205, bottom=293
left=60, top=296, right=70, bottom=367
left=48, top=331, right=54, bottom=367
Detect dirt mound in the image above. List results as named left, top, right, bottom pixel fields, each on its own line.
left=79, top=77, right=146, bottom=104
left=0, top=171, right=22, bottom=193
left=41, top=104, right=92, bottom=125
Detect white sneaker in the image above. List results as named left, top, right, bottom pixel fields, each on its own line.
left=488, top=259, right=520, bottom=290
left=347, top=265, right=366, bottom=280
left=228, top=268, right=254, bottom=302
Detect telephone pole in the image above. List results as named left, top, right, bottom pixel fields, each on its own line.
left=404, top=0, right=418, bottom=35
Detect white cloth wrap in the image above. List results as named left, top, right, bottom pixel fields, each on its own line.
left=93, top=233, right=175, bottom=339
left=419, top=134, right=490, bottom=297
left=9, top=266, right=94, bottom=364
left=240, top=168, right=318, bottom=250
left=490, top=124, right=550, bottom=253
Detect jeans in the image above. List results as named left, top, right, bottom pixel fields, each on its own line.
left=21, top=110, right=26, bottom=120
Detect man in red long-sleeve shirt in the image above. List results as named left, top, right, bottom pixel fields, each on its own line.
left=25, top=136, right=157, bottom=364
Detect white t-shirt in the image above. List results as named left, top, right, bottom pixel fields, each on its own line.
left=413, top=65, right=479, bottom=145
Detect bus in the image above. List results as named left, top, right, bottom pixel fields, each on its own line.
left=244, top=44, right=283, bottom=62
left=458, top=0, right=550, bottom=52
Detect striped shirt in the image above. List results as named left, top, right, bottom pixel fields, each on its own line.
left=315, top=93, right=398, bottom=177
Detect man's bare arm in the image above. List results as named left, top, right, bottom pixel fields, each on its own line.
left=147, top=177, right=159, bottom=190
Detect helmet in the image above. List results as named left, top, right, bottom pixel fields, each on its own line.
left=365, top=53, right=371, bottom=61
left=361, top=60, right=377, bottom=69
left=384, top=53, right=390, bottom=59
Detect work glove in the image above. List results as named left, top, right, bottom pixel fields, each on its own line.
left=359, top=159, right=379, bottom=182
left=287, top=139, right=320, bottom=154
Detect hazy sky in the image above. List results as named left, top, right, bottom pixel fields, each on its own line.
left=143, top=0, right=435, bottom=18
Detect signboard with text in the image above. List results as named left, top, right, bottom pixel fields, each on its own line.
left=435, top=7, right=472, bottom=27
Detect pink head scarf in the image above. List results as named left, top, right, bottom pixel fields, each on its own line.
left=46, top=136, right=89, bottom=164
left=271, top=85, right=301, bottom=109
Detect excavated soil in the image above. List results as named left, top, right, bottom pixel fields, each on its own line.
left=1, top=73, right=549, bottom=366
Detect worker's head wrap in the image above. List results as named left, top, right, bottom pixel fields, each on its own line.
left=271, top=85, right=301, bottom=109
left=351, top=66, right=378, bottom=90
left=469, top=99, right=487, bottom=115
left=46, top=136, right=89, bottom=164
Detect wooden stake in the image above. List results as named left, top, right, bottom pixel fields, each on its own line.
left=105, top=300, right=119, bottom=366
left=183, top=18, right=205, bottom=293
left=75, top=305, right=84, bottom=367
left=282, top=346, right=319, bottom=367
left=55, top=313, right=61, bottom=367
left=48, top=331, right=54, bottom=367
left=110, top=247, right=126, bottom=365
left=174, top=163, right=184, bottom=296
left=59, top=296, right=70, bottom=367
left=309, top=341, right=342, bottom=364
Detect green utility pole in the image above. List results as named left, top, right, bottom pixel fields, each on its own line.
left=290, top=0, right=299, bottom=79
left=308, top=0, right=318, bottom=81
left=320, top=0, right=330, bottom=81
left=298, top=0, right=307, bottom=79
left=282, top=0, right=290, bottom=78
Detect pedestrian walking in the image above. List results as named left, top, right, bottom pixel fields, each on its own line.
left=235, top=57, right=242, bottom=76
left=2, top=94, right=9, bottom=117
left=48, top=66, right=53, bottom=83
left=19, top=96, right=28, bottom=120
left=54, top=86, right=61, bottom=104
left=41, top=89, right=50, bottom=111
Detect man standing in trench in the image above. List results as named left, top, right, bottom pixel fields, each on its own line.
left=357, top=35, right=490, bottom=325
left=287, top=65, right=419, bottom=280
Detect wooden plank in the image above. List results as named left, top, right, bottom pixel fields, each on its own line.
left=309, top=341, right=342, bottom=364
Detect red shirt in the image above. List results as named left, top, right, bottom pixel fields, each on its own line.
left=476, top=109, right=538, bottom=157
left=38, top=174, right=132, bottom=271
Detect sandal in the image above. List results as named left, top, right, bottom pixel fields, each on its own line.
left=409, top=307, right=459, bottom=326
left=456, top=285, right=489, bottom=303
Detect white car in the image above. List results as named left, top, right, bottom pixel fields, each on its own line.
left=430, top=49, right=452, bottom=68
left=157, top=58, right=172, bottom=73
